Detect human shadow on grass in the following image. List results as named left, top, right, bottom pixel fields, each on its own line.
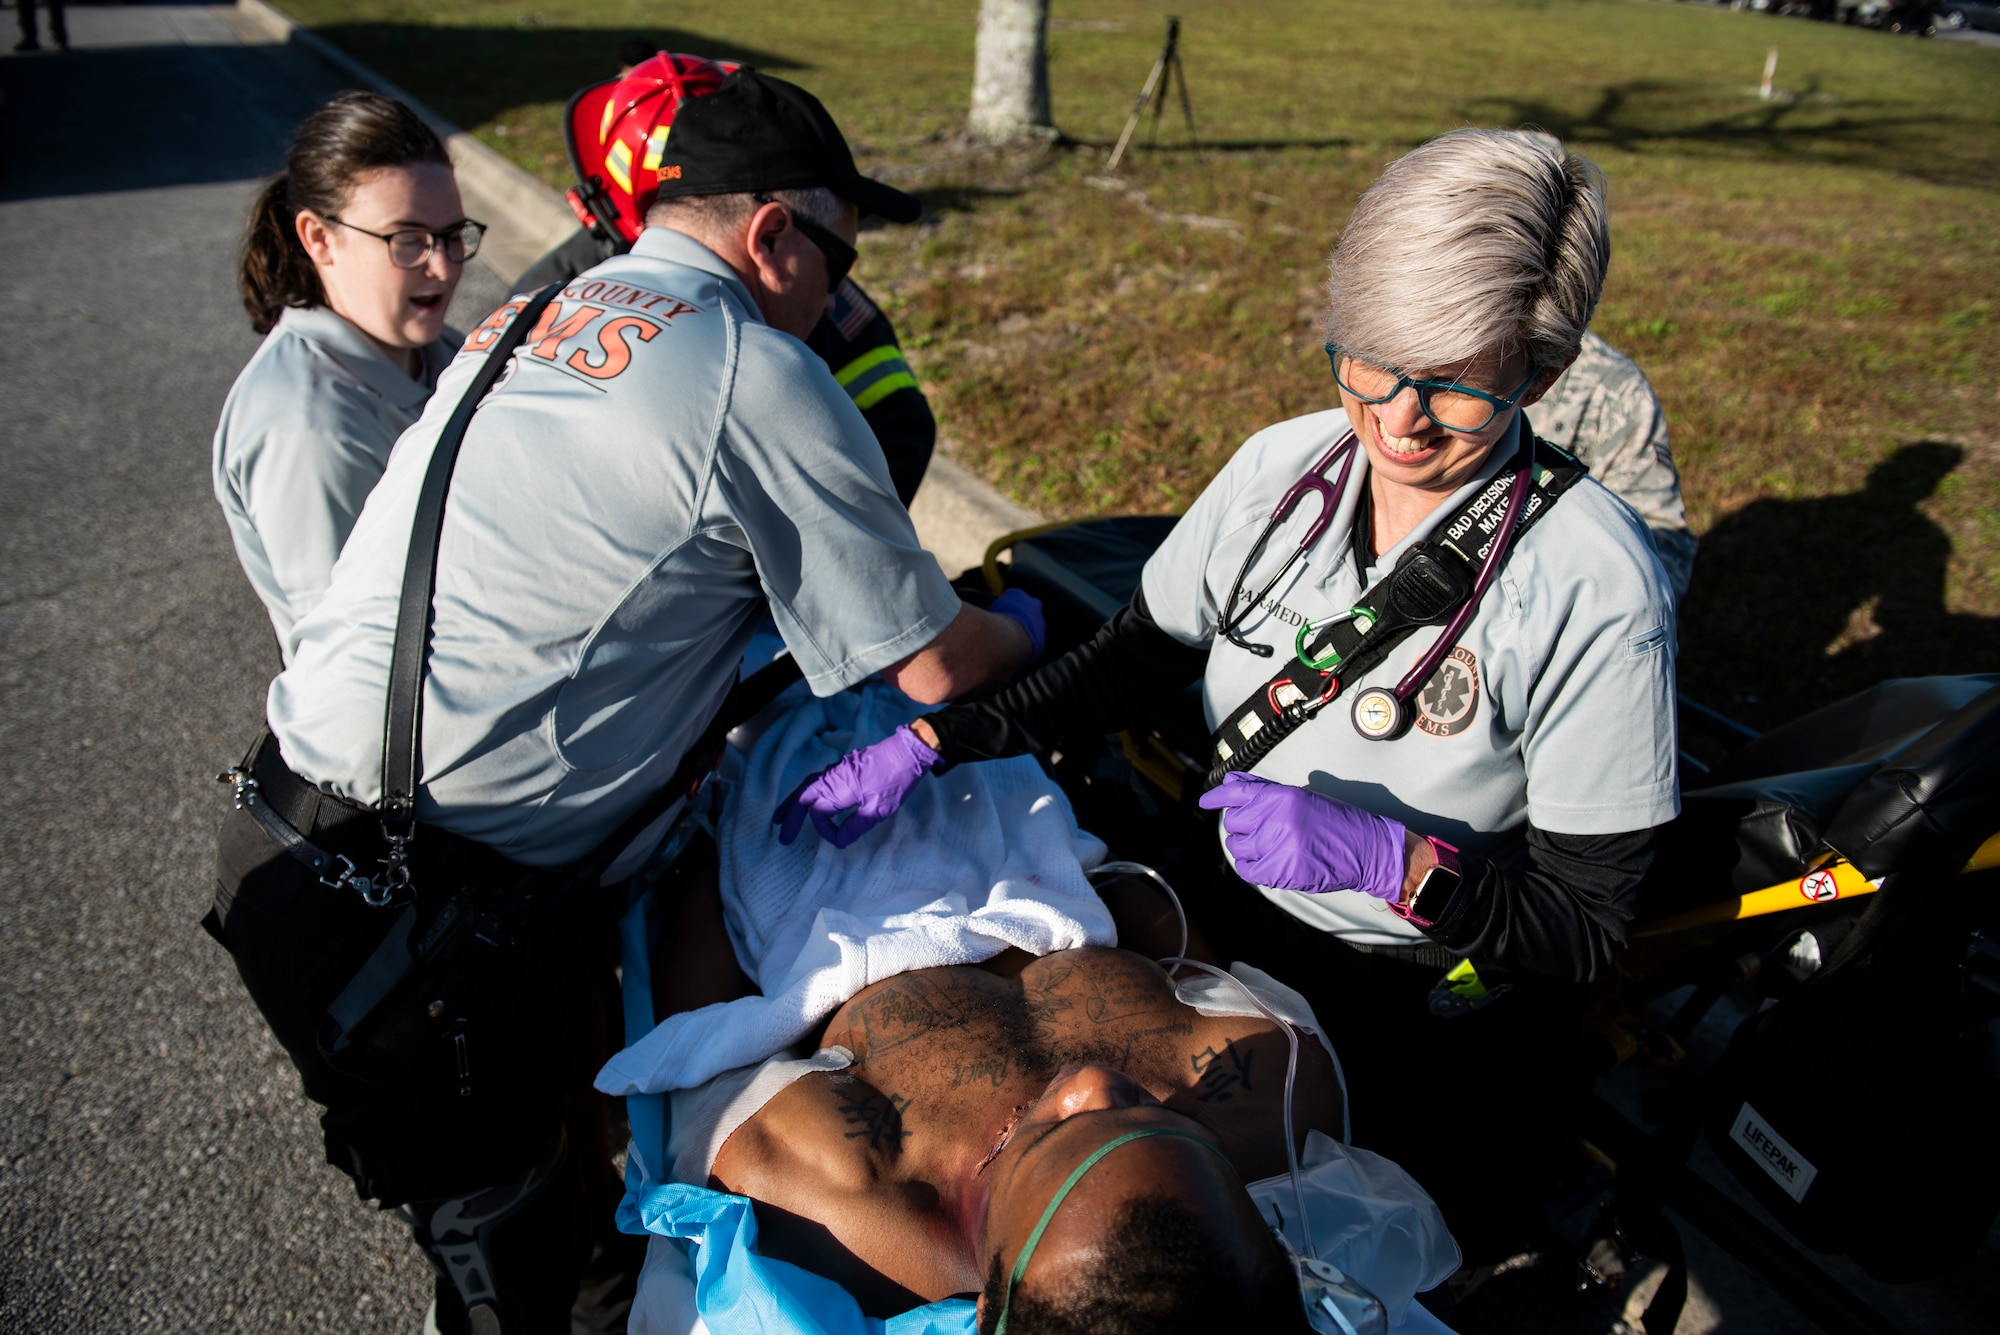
left=1676, top=441, right=2000, bottom=730
left=1470, top=79, right=1995, bottom=191
left=308, top=23, right=804, bottom=133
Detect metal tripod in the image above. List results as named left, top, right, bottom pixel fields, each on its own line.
left=1106, top=16, right=1198, bottom=173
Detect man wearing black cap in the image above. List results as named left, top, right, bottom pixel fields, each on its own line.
left=519, top=53, right=941, bottom=507
left=210, top=69, right=1040, bottom=1335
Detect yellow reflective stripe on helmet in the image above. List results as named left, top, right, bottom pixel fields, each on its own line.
left=606, top=139, right=634, bottom=194
left=852, top=371, right=919, bottom=411
left=833, top=343, right=905, bottom=387
left=642, top=125, right=670, bottom=171
left=600, top=99, right=617, bottom=145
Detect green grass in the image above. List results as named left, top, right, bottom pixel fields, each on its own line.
left=283, top=0, right=2000, bottom=725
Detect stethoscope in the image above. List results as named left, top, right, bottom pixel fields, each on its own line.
left=1215, top=430, right=1531, bottom=742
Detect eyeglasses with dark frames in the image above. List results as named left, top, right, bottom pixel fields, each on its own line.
left=1325, top=343, right=1539, bottom=434
left=753, top=194, right=856, bottom=293
left=325, top=217, right=487, bottom=269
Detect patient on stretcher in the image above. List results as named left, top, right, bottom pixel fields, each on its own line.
left=600, top=681, right=1455, bottom=1333
left=662, top=880, right=1333, bottom=1325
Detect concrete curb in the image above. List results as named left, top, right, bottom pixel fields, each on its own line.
left=227, top=0, right=1045, bottom=571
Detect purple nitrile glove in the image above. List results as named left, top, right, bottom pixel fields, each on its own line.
left=988, top=588, right=1046, bottom=661
left=773, top=723, right=942, bottom=849
left=1197, top=771, right=1408, bottom=901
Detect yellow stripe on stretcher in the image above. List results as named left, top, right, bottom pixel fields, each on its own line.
left=1631, top=830, right=2000, bottom=938
left=642, top=125, right=671, bottom=171
left=606, top=139, right=634, bottom=195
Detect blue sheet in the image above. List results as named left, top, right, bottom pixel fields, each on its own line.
left=623, top=1183, right=976, bottom=1335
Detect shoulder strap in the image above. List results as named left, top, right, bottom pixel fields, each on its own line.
left=377, top=283, right=563, bottom=877
left=1206, top=432, right=1587, bottom=785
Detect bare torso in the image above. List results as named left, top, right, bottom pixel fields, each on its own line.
left=708, top=946, right=1341, bottom=1313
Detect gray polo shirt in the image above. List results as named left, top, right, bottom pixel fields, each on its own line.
left=213, top=305, right=463, bottom=658
left=268, top=228, right=960, bottom=867
left=1141, top=410, right=1679, bottom=945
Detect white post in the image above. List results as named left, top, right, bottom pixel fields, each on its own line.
left=1761, top=46, right=1779, bottom=102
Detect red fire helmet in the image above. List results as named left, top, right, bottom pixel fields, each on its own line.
left=562, top=52, right=740, bottom=244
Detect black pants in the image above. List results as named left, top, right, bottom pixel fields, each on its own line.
left=1178, top=867, right=1590, bottom=1265
left=207, top=736, right=643, bottom=1333
left=16, top=0, right=65, bottom=49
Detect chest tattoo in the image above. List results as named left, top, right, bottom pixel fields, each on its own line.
left=838, top=1088, right=913, bottom=1152
left=949, top=1054, right=1012, bottom=1089
left=1191, top=1039, right=1257, bottom=1103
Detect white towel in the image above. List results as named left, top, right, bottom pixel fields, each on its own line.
left=597, top=682, right=1111, bottom=1096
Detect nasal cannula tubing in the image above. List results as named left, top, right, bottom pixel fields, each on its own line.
left=1087, top=862, right=1354, bottom=1261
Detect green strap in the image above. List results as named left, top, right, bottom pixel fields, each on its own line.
left=993, top=1127, right=1225, bottom=1335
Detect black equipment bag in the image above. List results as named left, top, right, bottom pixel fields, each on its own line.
left=1700, top=870, right=2000, bottom=1282
left=1697, top=682, right=2000, bottom=1281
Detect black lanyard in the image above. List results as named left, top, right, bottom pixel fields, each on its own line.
left=1205, top=431, right=1586, bottom=783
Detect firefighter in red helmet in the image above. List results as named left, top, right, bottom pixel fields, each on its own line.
left=518, top=52, right=937, bottom=508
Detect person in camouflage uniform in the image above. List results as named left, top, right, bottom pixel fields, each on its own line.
left=1533, top=330, right=1697, bottom=601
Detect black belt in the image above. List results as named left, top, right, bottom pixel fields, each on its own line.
left=223, top=732, right=526, bottom=908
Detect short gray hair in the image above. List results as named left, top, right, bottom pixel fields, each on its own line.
left=1325, top=129, right=1609, bottom=373
left=646, top=186, right=845, bottom=239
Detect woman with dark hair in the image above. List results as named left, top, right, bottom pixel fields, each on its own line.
left=213, top=90, right=483, bottom=659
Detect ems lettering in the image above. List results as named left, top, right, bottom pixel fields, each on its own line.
left=521, top=298, right=685, bottom=383
left=529, top=302, right=605, bottom=359
left=464, top=298, right=529, bottom=352
left=567, top=315, right=662, bottom=380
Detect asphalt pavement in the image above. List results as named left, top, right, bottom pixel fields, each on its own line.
left=0, top=5, right=502, bottom=1329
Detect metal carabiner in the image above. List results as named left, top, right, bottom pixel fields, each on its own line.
left=1294, top=606, right=1377, bottom=672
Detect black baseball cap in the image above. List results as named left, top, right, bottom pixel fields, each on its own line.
left=652, top=68, right=921, bottom=224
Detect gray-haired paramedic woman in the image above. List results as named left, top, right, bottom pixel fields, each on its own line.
left=784, top=128, right=1679, bottom=1263
left=214, top=92, right=481, bottom=660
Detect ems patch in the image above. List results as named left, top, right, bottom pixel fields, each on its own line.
left=1415, top=645, right=1479, bottom=738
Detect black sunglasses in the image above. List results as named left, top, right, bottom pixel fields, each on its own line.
left=754, top=194, right=856, bottom=292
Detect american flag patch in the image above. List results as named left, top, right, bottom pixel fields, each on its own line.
left=831, top=279, right=878, bottom=342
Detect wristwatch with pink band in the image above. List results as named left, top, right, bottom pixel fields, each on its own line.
left=1391, top=835, right=1461, bottom=929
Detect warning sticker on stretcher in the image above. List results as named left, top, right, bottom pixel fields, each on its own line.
left=1798, top=870, right=1840, bottom=903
